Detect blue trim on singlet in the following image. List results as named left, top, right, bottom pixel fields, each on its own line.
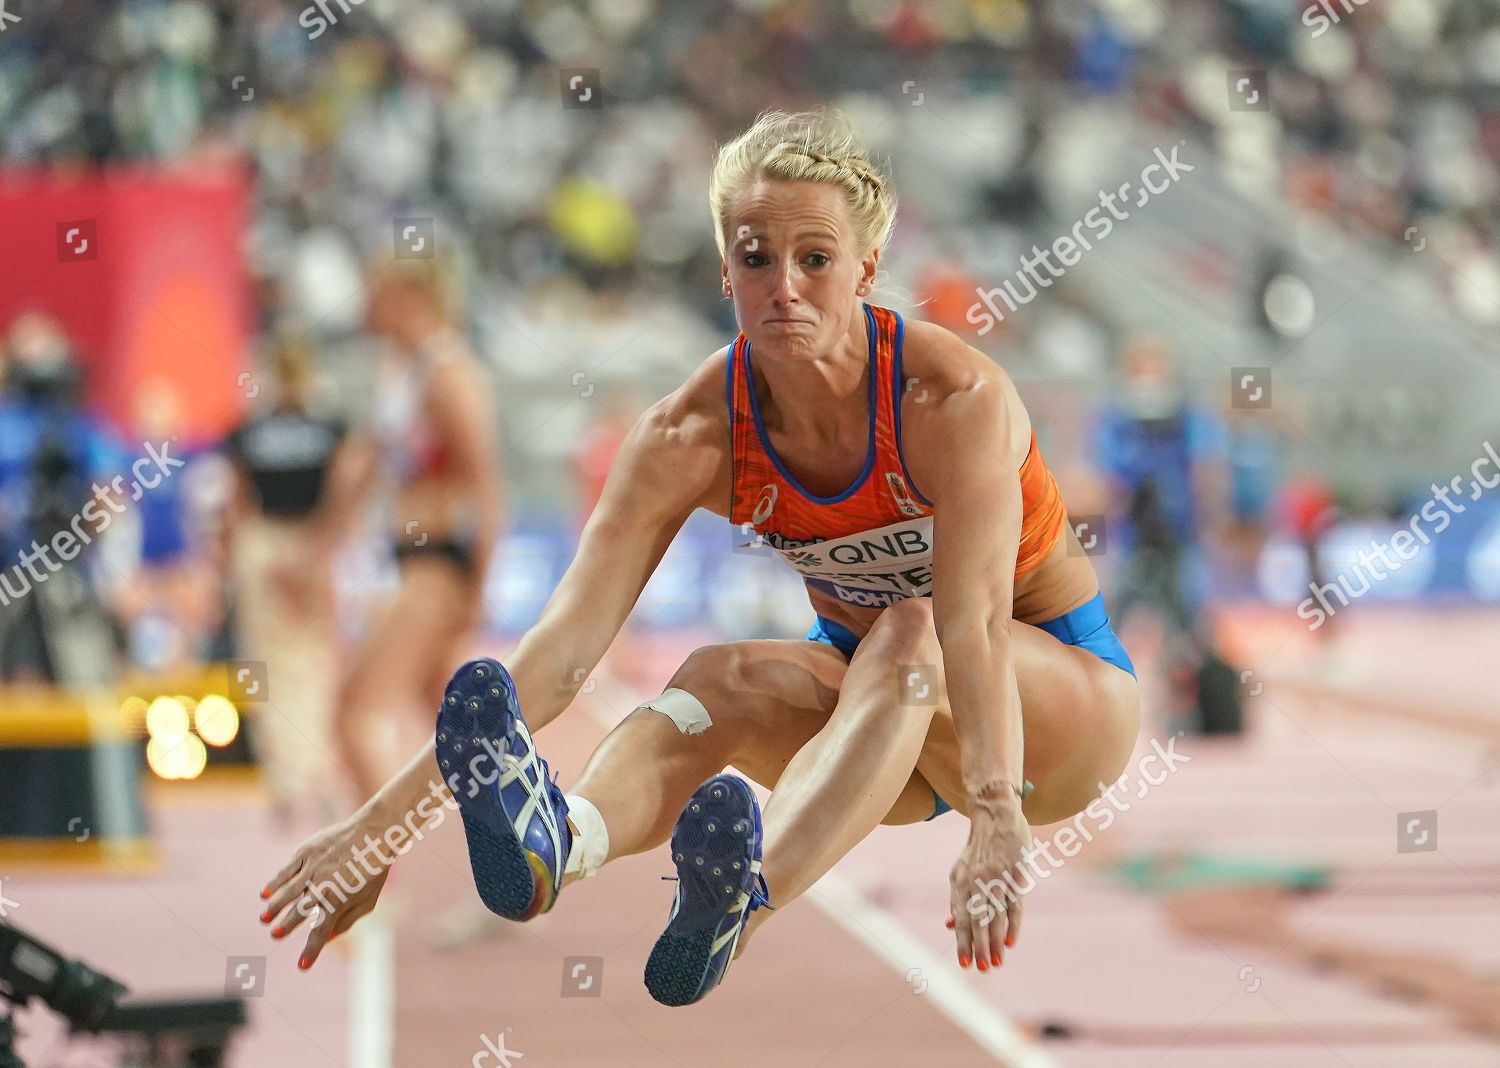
left=724, top=337, right=737, bottom=420
left=742, top=304, right=880, bottom=506
left=888, top=310, right=935, bottom=508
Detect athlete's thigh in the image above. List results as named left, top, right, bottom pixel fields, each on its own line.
left=678, top=638, right=845, bottom=787
left=408, top=566, right=487, bottom=699
left=342, top=560, right=470, bottom=710
left=682, top=637, right=937, bottom=824
left=916, top=621, right=1140, bottom=826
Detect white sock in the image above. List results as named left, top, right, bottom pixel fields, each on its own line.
left=563, top=794, right=609, bottom=880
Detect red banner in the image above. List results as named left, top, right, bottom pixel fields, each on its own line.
left=0, top=166, right=252, bottom=445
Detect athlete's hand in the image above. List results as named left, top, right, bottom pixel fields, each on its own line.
left=259, top=812, right=391, bottom=971
left=947, top=790, right=1031, bottom=972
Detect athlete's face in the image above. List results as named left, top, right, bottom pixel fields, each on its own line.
left=366, top=274, right=443, bottom=353
left=722, top=179, right=879, bottom=357
left=365, top=272, right=410, bottom=343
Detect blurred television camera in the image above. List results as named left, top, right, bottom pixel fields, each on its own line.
left=0, top=919, right=247, bottom=1068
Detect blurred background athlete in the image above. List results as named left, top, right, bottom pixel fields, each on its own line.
left=334, top=256, right=503, bottom=801
left=225, top=335, right=362, bottom=825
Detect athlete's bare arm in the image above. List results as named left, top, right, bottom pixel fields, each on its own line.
left=312, top=430, right=377, bottom=556
left=899, top=321, right=1035, bottom=966
left=262, top=352, right=731, bottom=966
left=361, top=350, right=730, bottom=828
left=498, top=354, right=732, bottom=731
left=899, top=326, right=1028, bottom=797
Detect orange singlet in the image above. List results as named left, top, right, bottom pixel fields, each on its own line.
left=727, top=303, right=1066, bottom=611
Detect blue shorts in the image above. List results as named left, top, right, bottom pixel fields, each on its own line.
left=805, top=592, right=1135, bottom=820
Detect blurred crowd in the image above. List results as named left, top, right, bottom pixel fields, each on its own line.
left=0, top=0, right=1493, bottom=685
left=1, top=0, right=1493, bottom=342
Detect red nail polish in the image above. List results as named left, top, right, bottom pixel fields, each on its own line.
left=260, top=888, right=271, bottom=900
left=991, top=953, right=1000, bottom=966
left=260, top=911, right=272, bottom=923
left=959, top=954, right=970, bottom=968
left=1005, top=935, right=1014, bottom=946
left=272, top=927, right=285, bottom=939
left=977, top=959, right=988, bottom=972
left=298, top=958, right=310, bottom=970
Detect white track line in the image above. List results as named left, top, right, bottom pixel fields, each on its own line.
left=809, top=870, right=1056, bottom=1068
left=348, top=906, right=395, bottom=1068
left=583, top=662, right=1055, bottom=1068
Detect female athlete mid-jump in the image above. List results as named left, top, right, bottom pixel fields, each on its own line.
left=259, top=109, right=1140, bottom=1006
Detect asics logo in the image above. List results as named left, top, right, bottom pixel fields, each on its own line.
left=751, top=483, right=777, bottom=525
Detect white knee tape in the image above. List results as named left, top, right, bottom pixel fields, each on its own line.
left=639, top=688, right=713, bottom=735
left=563, top=794, right=609, bottom=880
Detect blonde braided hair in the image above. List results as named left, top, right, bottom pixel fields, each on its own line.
left=709, top=108, right=897, bottom=261
left=787, top=146, right=886, bottom=196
